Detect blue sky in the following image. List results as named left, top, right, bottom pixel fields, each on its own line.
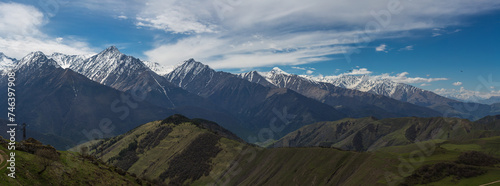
left=0, top=0, right=499, bottom=98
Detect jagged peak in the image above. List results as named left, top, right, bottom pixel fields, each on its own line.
left=22, top=51, right=48, bottom=61
left=99, top=46, right=122, bottom=55
left=0, top=52, right=16, bottom=61
left=143, top=60, right=175, bottom=76
left=17, top=51, right=60, bottom=69
left=184, top=58, right=196, bottom=63
left=165, top=59, right=214, bottom=82
left=270, top=67, right=289, bottom=75
left=177, top=58, right=211, bottom=71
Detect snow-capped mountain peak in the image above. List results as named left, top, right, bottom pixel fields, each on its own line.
left=70, top=46, right=150, bottom=86
left=18, top=51, right=60, bottom=69
left=0, top=52, right=17, bottom=74
left=101, top=45, right=121, bottom=55
left=299, top=74, right=391, bottom=94
left=269, top=67, right=289, bottom=75
left=253, top=67, right=318, bottom=88
left=48, top=52, right=94, bottom=69
left=252, top=67, right=292, bottom=85
left=94, top=46, right=124, bottom=63
left=142, top=61, right=175, bottom=76
left=172, top=58, right=211, bottom=76
left=164, top=58, right=215, bottom=88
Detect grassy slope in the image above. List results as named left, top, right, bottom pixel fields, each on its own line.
left=219, top=147, right=399, bottom=186
left=273, top=116, right=500, bottom=151
left=218, top=137, right=500, bottom=186
left=0, top=146, right=143, bottom=185
left=87, top=119, right=247, bottom=185
left=376, top=137, right=500, bottom=185
left=80, top=116, right=500, bottom=186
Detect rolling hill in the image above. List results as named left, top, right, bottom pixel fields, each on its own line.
left=0, top=137, right=147, bottom=185
left=272, top=115, right=500, bottom=151
left=83, top=114, right=500, bottom=185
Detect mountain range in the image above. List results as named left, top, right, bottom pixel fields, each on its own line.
left=239, top=68, right=441, bottom=119
left=1, top=46, right=500, bottom=185
left=239, top=68, right=500, bottom=120
left=1, top=46, right=499, bottom=149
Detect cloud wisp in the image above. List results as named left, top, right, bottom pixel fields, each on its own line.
left=375, top=44, right=388, bottom=52
left=453, top=81, right=463, bottom=86
left=307, top=68, right=448, bottom=86
left=0, top=2, right=95, bottom=58
left=132, top=0, right=500, bottom=68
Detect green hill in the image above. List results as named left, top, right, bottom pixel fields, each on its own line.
left=0, top=138, right=146, bottom=185
left=84, top=114, right=249, bottom=185
left=83, top=114, right=500, bottom=185
left=219, top=136, right=500, bottom=186
left=272, top=116, right=500, bottom=151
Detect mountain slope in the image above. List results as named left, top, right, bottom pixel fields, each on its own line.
left=272, top=115, right=500, bottom=151
left=0, top=137, right=147, bottom=185
left=165, top=59, right=347, bottom=140
left=86, top=114, right=400, bottom=186
left=239, top=69, right=441, bottom=119
left=45, top=48, right=242, bottom=139
left=84, top=114, right=500, bottom=185
left=47, top=46, right=213, bottom=110
left=0, top=52, right=173, bottom=149
left=0, top=52, right=17, bottom=75
left=86, top=115, right=249, bottom=185
left=315, top=75, right=500, bottom=120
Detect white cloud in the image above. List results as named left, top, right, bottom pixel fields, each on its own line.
left=0, top=2, right=44, bottom=36
left=117, top=15, right=128, bottom=19
left=345, top=68, right=372, bottom=75
left=135, top=0, right=218, bottom=34
left=308, top=68, right=446, bottom=85
left=0, top=37, right=95, bottom=59
left=375, top=44, right=387, bottom=52
left=432, top=28, right=462, bottom=37
left=375, top=72, right=448, bottom=84
left=292, top=66, right=316, bottom=74
left=292, top=66, right=306, bottom=70
left=0, top=2, right=95, bottom=58
left=432, top=33, right=442, bottom=37
left=399, top=45, right=414, bottom=51
left=135, top=0, right=500, bottom=69
left=145, top=33, right=346, bottom=68
left=453, top=81, right=463, bottom=86
left=8, top=0, right=497, bottom=69
left=434, top=87, right=500, bottom=102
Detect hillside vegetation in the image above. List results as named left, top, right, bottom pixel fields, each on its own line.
left=272, top=116, right=500, bottom=151
left=82, top=114, right=500, bottom=185
left=0, top=137, right=145, bottom=185
left=85, top=114, right=249, bottom=185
